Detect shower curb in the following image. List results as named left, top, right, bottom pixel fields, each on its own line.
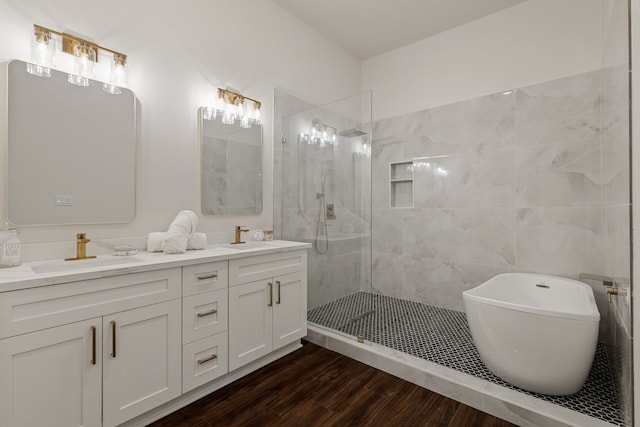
left=306, top=325, right=618, bottom=427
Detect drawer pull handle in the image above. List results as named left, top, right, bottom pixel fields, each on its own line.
left=111, top=320, right=117, bottom=358
left=197, top=273, right=218, bottom=281
left=268, top=282, right=273, bottom=307
left=276, top=281, right=281, bottom=304
left=197, top=354, right=218, bottom=364
left=90, top=326, right=97, bottom=365
left=197, top=309, right=218, bottom=317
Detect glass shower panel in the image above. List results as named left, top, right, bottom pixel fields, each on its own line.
left=280, top=91, right=372, bottom=341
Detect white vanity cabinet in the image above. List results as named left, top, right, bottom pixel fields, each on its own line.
left=102, top=300, right=181, bottom=427
left=0, top=318, right=103, bottom=427
left=181, top=261, right=229, bottom=392
left=0, top=268, right=182, bottom=427
left=228, top=251, right=307, bottom=370
left=0, top=242, right=309, bottom=427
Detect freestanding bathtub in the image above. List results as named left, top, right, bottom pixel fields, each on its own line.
left=463, top=273, right=600, bottom=396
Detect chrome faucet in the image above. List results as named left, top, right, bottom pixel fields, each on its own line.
left=230, top=226, right=249, bottom=245
left=65, top=233, right=97, bottom=261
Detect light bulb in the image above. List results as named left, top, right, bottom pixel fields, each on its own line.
left=203, top=106, right=217, bottom=120
left=27, top=27, right=54, bottom=77
left=252, top=103, right=261, bottom=125
left=236, top=98, right=246, bottom=120
left=68, top=43, right=96, bottom=86
left=222, top=109, right=235, bottom=125
left=103, top=54, right=127, bottom=95
left=240, top=115, right=251, bottom=128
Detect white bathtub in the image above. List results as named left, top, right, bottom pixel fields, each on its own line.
left=463, top=273, right=600, bottom=396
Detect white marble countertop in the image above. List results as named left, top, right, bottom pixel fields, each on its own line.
left=0, top=240, right=311, bottom=293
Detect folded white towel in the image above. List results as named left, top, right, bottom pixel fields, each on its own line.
left=167, top=210, right=198, bottom=235
left=187, top=232, right=207, bottom=250
left=147, top=232, right=167, bottom=252
left=148, top=231, right=207, bottom=252
left=161, top=233, right=190, bottom=254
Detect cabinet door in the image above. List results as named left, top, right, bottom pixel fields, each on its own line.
left=0, top=318, right=102, bottom=427
left=273, top=271, right=307, bottom=350
left=229, top=280, right=273, bottom=371
left=102, top=300, right=181, bottom=427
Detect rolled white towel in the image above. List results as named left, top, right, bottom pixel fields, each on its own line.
left=161, top=233, right=190, bottom=254
left=147, top=232, right=169, bottom=252
left=167, top=210, right=198, bottom=235
left=187, top=232, right=207, bottom=250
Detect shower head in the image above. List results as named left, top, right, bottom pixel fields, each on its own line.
left=337, top=128, right=368, bottom=138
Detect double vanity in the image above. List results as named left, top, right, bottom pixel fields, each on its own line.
left=0, top=240, right=309, bottom=427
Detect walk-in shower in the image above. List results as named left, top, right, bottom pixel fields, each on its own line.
left=278, top=90, right=373, bottom=340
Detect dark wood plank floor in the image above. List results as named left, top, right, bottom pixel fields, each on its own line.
left=149, top=342, right=516, bottom=427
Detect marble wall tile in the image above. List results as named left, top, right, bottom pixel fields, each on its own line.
left=413, top=151, right=516, bottom=208
left=410, top=91, right=515, bottom=156
left=372, top=252, right=404, bottom=299
left=372, top=208, right=404, bottom=255
left=516, top=139, right=602, bottom=207
left=602, top=65, right=630, bottom=207
left=515, top=70, right=601, bottom=147
left=402, top=256, right=514, bottom=311
left=202, top=172, right=227, bottom=215
left=373, top=112, right=416, bottom=140
left=515, top=207, right=603, bottom=277
left=372, top=138, right=406, bottom=208
left=202, top=136, right=227, bottom=173
left=604, top=205, right=631, bottom=288
left=602, top=131, right=630, bottom=207
left=403, top=208, right=516, bottom=267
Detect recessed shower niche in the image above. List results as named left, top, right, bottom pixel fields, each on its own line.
left=389, top=161, right=413, bottom=208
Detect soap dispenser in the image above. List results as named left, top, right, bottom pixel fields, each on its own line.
left=0, top=221, right=21, bottom=267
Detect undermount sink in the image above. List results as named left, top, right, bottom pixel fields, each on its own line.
left=31, top=256, right=143, bottom=274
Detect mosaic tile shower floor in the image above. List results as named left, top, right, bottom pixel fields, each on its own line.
left=307, top=291, right=624, bottom=426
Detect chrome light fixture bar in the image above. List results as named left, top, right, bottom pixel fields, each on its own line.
left=27, top=24, right=128, bottom=94
left=203, top=88, right=262, bottom=128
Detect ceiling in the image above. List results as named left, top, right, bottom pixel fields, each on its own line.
left=273, top=0, right=527, bottom=60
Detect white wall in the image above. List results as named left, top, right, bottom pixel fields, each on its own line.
left=0, top=0, right=361, bottom=260
left=362, top=0, right=603, bottom=121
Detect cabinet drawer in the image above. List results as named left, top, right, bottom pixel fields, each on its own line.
left=0, top=268, right=181, bottom=339
left=182, top=332, right=228, bottom=393
left=229, top=251, right=307, bottom=286
left=182, top=261, right=228, bottom=296
left=182, top=289, right=228, bottom=344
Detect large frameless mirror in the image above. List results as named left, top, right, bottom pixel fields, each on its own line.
left=6, top=59, right=136, bottom=225
left=199, top=107, right=263, bottom=216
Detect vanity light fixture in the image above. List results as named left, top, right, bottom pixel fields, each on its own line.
left=299, top=120, right=338, bottom=147
left=27, top=24, right=128, bottom=94
left=27, top=26, right=55, bottom=77
left=203, top=88, right=262, bottom=128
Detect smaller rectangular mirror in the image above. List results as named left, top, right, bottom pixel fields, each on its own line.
left=200, top=107, right=263, bottom=215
